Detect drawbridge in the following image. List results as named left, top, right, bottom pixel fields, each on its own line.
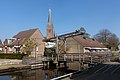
left=43, top=28, right=111, bottom=67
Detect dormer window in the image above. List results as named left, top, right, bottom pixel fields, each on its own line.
left=83, top=37, right=86, bottom=39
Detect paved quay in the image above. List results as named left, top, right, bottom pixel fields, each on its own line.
left=0, top=64, right=29, bottom=69
left=0, top=59, right=44, bottom=73
left=0, top=59, right=22, bottom=65
left=0, top=59, right=31, bottom=74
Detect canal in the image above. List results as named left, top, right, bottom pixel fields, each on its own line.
left=0, top=62, right=83, bottom=80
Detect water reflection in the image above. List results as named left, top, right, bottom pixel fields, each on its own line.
left=0, top=62, right=82, bottom=80
left=0, top=68, right=75, bottom=80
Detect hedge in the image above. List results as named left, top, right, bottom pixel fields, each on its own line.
left=0, top=53, right=28, bottom=59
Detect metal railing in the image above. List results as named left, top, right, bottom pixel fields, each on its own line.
left=41, top=53, right=111, bottom=64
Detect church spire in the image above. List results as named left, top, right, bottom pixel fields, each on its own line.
left=46, top=9, right=54, bottom=39
left=48, top=9, right=52, bottom=25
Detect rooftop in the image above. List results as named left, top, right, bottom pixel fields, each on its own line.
left=13, top=28, right=38, bottom=39
left=73, top=63, right=120, bottom=80
left=73, top=36, right=105, bottom=48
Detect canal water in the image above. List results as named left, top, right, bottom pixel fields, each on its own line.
left=0, top=62, right=84, bottom=80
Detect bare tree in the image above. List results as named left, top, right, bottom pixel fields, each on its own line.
left=21, top=39, right=38, bottom=55
left=94, top=29, right=111, bottom=45
left=107, top=33, right=119, bottom=50
left=94, top=29, right=119, bottom=50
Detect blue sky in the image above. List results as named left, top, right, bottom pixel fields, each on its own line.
left=0, top=0, right=120, bottom=40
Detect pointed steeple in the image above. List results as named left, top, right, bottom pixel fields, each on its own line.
left=46, top=9, right=54, bottom=39
left=48, top=9, right=53, bottom=25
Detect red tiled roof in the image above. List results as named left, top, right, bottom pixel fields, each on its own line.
left=12, top=28, right=38, bottom=45
left=73, top=36, right=105, bottom=48
left=13, top=28, right=38, bottom=39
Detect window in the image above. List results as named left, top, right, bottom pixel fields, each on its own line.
left=36, top=47, right=39, bottom=51
left=49, top=30, right=51, bottom=33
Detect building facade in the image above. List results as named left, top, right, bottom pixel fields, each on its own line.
left=0, top=40, right=3, bottom=52
left=3, top=28, right=45, bottom=57
left=66, top=36, right=109, bottom=54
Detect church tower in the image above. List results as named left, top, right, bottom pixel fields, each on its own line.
left=46, top=9, right=54, bottom=39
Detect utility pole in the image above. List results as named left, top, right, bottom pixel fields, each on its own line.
left=56, top=35, right=58, bottom=54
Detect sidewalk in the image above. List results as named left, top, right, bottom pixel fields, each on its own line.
left=0, top=59, right=22, bottom=65
left=0, top=64, right=29, bottom=69
left=0, top=59, right=44, bottom=74
left=0, top=59, right=31, bottom=74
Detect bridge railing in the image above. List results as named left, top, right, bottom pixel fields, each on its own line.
left=57, top=52, right=111, bottom=63
left=41, top=52, right=111, bottom=64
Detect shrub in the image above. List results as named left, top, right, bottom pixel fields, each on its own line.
left=0, top=53, right=28, bottom=59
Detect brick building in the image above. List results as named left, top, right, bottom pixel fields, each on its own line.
left=3, top=28, right=45, bottom=57
left=66, top=36, right=108, bottom=53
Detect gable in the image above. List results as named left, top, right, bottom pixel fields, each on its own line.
left=11, top=28, right=43, bottom=45
left=30, top=29, right=44, bottom=41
